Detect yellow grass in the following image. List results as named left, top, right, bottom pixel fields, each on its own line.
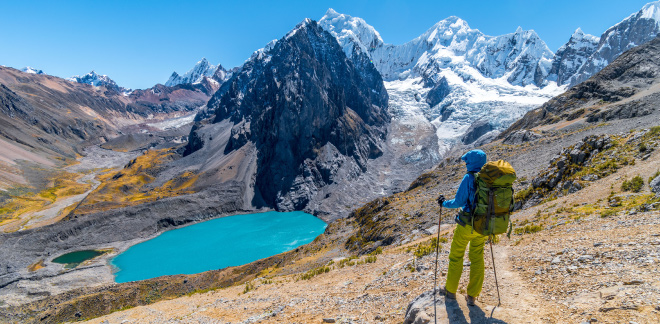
left=72, top=149, right=200, bottom=215
left=0, top=170, right=91, bottom=223
left=28, top=259, right=45, bottom=272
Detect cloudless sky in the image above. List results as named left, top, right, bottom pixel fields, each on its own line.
left=0, top=0, right=653, bottom=89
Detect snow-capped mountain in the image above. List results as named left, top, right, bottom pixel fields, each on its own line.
left=68, top=71, right=131, bottom=94
left=21, top=66, right=45, bottom=75
left=321, top=10, right=554, bottom=87
left=320, top=9, right=562, bottom=153
left=547, top=28, right=600, bottom=85
left=165, top=58, right=226, bottom=87
left=568, top=1, right=660, bottom=86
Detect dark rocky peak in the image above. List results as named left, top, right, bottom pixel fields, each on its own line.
left=186, top=19, right=389, bottom=210
left=210, top=18, right=389, bottom=127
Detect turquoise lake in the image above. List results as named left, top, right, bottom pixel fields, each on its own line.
left=111, top=211, right=326, bottom=283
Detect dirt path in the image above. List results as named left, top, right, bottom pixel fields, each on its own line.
left=404, top=235, right=551, bottom=324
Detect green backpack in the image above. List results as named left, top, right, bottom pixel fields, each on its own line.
left=468, top=160, right=516, bottom=237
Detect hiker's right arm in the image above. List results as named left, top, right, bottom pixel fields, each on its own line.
left=442, top=174, right=470, bottom=209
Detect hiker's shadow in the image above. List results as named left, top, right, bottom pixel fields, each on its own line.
left=444, top=299, right=508, bottom=324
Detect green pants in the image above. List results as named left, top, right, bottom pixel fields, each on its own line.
left=445, top=223, right=487, bottom=297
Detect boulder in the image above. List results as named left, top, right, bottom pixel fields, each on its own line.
left=403, top=290, right=435, bottom=324
left=651, top=174, right=660, bottom=195
left=425, top=76, right=451, bottom=108
left=461, top=120, right=493, bottom=145
left=502, top=130, right=542, bottom=145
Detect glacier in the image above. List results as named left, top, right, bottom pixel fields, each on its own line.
left=319, top=9, right=565, bottom=154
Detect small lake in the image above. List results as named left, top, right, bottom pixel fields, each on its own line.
left=53, top=250, right=105, bottom=269
left=111, top=211, right=326, bottom=283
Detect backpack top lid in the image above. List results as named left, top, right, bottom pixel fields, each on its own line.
left=478, top=160, right=516, bottom=187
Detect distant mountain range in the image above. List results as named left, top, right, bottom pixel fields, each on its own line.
left=67, top=70, right=132, bottom=95
left=165, top=58, right=233, bottom=87
left=319, top=1, right=660, bottom=151
left=20, top=66, right=44, bottom=75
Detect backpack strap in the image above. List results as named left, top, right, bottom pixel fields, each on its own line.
left=467, top=171, right=478, bottom=234
left=467, top=171, right=478, bottom=216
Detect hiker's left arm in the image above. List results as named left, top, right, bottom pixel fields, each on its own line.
left=442, top=174, right=470, bottom=209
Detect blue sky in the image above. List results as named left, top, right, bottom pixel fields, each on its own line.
left=0, top=0, right=653, bottom=89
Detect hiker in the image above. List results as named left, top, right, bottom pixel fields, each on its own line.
left=436, top=149, right=487, bottom=306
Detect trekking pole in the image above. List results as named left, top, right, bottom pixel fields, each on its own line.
left=489, top=238, right=501, bottom=307
left=433, top=206, right=442, bottom=324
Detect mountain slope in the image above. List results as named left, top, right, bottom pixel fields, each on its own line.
left=568, top=1, right=660, bottom=86
left=0, top=65, right=219, bottom=190
left=503, top=35, right=660, bottom=136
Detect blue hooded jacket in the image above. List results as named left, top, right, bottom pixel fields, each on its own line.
left=442, top=149, right=487, bottom=212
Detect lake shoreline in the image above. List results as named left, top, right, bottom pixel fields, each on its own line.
left=0, top=205, right=337, bottom=307
left=111, top=211, right=327, bottom=283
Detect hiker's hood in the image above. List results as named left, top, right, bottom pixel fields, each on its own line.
left=462, top=150, right=487, bottom=172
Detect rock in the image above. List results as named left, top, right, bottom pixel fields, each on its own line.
left=552, top=257, right=561, bottom=264
left=413, top=312, right=431, bottom=324
left=650, top=175, right=660, bottom=194
left=461, top=119, right=493, bottom=145
left=416, top=264, right=429, bottom=272
left=569, top=182, right=583, bottom=194
left=422, top=226, right=438, bottom=235
left=502, top=130, right=542, bottom=145
left=623, top=280, right=644, bottom=285
left=569, top=148, right=588, bottom=164
left=323, top=318, right=336, bottom=323
left=403, top=290, right=435, bottom=324
left=593, top=242, right=603, bottom=247
left=425, top=76, right=451, bottom=108
left=578, top=255, right=594, bottom=262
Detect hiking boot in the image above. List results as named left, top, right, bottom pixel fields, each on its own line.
left=465, top=295, right=476, bottom=306
left=436, top=286, right=456, bottom=299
